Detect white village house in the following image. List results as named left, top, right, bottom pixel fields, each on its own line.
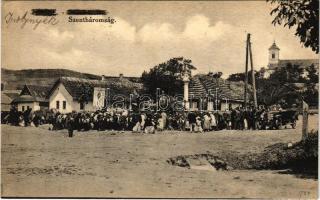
left=48, top=76, right=143, bottom=113
left=11, top=85, right=51, bottom=112
left=183, top=73, right=247, bottom=111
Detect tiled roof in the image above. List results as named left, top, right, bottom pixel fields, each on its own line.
left=2, top=90, right=20, bottom=110
left=1, top=92, right=14, bottom=111
left=1, top=92, right=14, bottom=104
left=26, top=85, right=52, bottom=101
left=50, top=77, right=143, bottom=101
left=278, top=59, right=319, bottom=68
left=189, top=74, right=248, bottom=101
left=12, top=95, right=38, bottom=103
left=2, top=90, right=20, bottom=100
left=15, top=85, right=51, bottom=103
left=189, top=76, right=207, bottom=98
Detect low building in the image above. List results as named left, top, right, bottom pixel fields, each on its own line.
left=11, top=85, right=51, bottom=112
left=48, top=76, right=143, bottom=113
left=1, top=90, right=20, bottom=112
left=186, top=73, right=247, bottom=111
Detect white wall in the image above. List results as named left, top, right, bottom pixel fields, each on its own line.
left=189, top=101, right=198, bottom=111
left=72, top=101, right=95, bottom=112
left=220, top=102, right=229, bottom=111
left=49, top=83, right=96, bottom=113
left=269, top=49, right=279, bottom=65
left=207, top=102, right=214, bottom=111
left=49, top=83, right=74, bottom=113
left=17, top=102, right=40, bottom=112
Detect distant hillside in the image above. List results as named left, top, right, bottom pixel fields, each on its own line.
left=1, top=68, right=141, bottom=90
left=1, top=68, right=101, bottom=90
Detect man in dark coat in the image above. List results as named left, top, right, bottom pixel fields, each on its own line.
left=187, top=112, right=196, bottom=132
left=8, top=106, right=19, bottom=126
left=238, top=107, right=245, bottom=130
left=23, top=108, right=32, bottom=127
left=230, top=108, right=236, bottom=130
left=66, top=115, right=75, bottom=137
left=74, top=113, right=82, bottom=131
left=144, top=113, right=155, bottom=134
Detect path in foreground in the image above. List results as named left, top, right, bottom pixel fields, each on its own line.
left=1, top=115, right=318, bottom=198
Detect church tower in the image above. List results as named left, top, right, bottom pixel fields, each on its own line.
left=268, top=41, right=280, bottom=69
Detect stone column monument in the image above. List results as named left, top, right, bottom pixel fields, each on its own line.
left=183, top=73, right=190, bottom=110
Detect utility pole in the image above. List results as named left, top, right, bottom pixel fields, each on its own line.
left=215, top=88, right=219, bottom=111
left=249, top=37, right=258, bottom=108
left=302, top=100, right=309, bottom=140
left=244, top=34, right=250, bottom=108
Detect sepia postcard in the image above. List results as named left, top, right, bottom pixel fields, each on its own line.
left=1, top=0, right=319, bottom=198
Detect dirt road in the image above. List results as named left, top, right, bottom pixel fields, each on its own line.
left=1, top=115, right=318, bottom=198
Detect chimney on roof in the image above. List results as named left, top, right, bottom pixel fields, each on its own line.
left=101, top=75, right=106, bottom=81
left=119, top=73, right=124, bottom=80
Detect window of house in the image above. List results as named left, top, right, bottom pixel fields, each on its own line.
left=63, top=101, right=66, bottom=109
left=80, top=102, right=85, bottom=110
left=56, top=101, right=60, bottom=109
left=27, top=106, right=30, bottom=110
left=22, top=106, right=25, bottom=111
left=272, top=53, right=275, bottom=59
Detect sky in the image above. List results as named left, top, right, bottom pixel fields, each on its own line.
left=2, top=1, right=318, bottom=78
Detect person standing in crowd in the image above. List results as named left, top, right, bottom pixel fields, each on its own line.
left=157, top=112, right=164, bottom=131
left=251, top=107, right=257, bottom=130
left=18, top=113, right=24, bottom=126
left=187, top=112, right=196, bottom=132
left=195, top=114, right=203, bottom=133
left=167, top=114, right=174, bottom=130
left=23, top=107, right=32, bottom=127
left=177, top=113, right=183, bottom=130
left=234, top=107, right=240, bottom=130
left=217, top=112, right=226, bottom=130
left=263, top=109, right=269, bottom=130
left=66, top=114, right=75, bottom=137
left=140, top=112, right=146, bottom=131
left=160, top=111, right=167, bottom=130
left=243, top=108, right=248, bottom=130
left=8, top=105, right=19, bottom=126
left=239, top=107, right=245, bottom=130
left=74, top=113, right=81, bottom=131
left=246, top=107, right=254, bottom=130
left=203, top=113, right=211, bottom=132
left=230, top=108, right=236, bottom=130
left=132, top=112, right=142, bottom=132
left=209, top=112, right=217, bottom=131
left=32, top=112, right=41, bottom=127
left=144, top=113, right=155, bottom=134
left=223, top=111, right=231, bottom=130
left=93, top=112, right=99, bottom=130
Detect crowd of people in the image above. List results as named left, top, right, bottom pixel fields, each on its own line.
left=2, top=105, right=274, bottom=137
left=2, top=107, right=45, bottom=127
